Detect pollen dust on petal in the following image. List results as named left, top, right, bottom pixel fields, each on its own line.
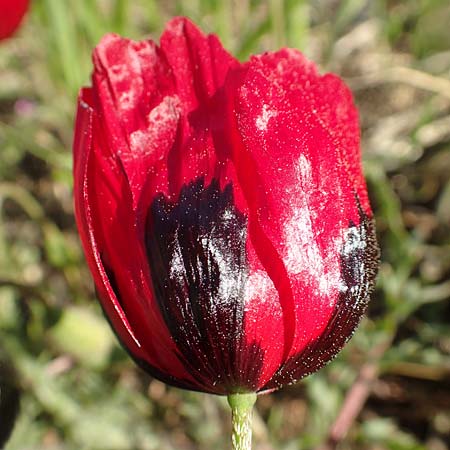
left=340, top=223, right=370, bottom=306
left=129, top=95, right=181, bottom=158
left=244, top=269, right=277, bottom=308
left=256, top=104, right=278, bottom=132
left=282, top=154, right=343, bottom=305
left=105, top=39, right=157, bottom=112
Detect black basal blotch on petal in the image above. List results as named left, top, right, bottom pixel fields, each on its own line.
left=146, top=177, right=264, bottom=393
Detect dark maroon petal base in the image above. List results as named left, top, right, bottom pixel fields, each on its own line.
left=145, top=178, right=263, bottom=393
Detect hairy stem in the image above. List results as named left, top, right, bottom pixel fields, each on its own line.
left=227, top=392, right=257, bottom=450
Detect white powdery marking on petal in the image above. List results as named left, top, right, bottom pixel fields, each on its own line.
left=204, top=210, right=248, bottom=308
left=283, top=208, right=342, bottom=300
left=340, top=225, right=369, bottom=307
left=127, top=43, right=142, bottom=75
left=119, top=89, right=139, bottom=110
left=111, top=42, right=157, bottom=111
left=131, top=40, right=157, bottom=60
left=110, top=49, right=142, bottom=110
left=298, top=153, right=312, bottom=184
left=169, top=235, right=185, bottom=280
left=282, top=155, right=342, bottom=304
left=105, top=61, right=140, bottom=110
left=256, top=104, right=278, bottom=131
left=201, top=235, right=236, bottom=305
left=244, top=270, right=277, bottom=308
left=342, top=225, right=366, bottom=257
left=164, top=19, right=187, bottom=39
left=129, top=95, right=181, bottom=157
left=147, top=95, right=180, bottom=130
left=108, top=64, right=128, bottom=83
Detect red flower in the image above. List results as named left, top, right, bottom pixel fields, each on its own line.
left=0, top=0, right=29, bottom=41
left=73, top=18, right=379, bottom=394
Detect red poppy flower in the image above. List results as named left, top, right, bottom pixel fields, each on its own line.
left=0, top=0, right=29, bottom=41
left=73, top=17, right=379, bottom=394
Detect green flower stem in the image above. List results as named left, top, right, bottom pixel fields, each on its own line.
left=227, top=392, right=257, bottom=450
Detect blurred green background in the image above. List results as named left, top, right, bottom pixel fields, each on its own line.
left=1, top=0, right=450, bottom=449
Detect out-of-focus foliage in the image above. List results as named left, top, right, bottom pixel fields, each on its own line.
left=0, top=1, right=449, bottom=449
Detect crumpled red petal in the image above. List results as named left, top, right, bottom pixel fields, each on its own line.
left=226, top=49, right=375, bottom=386
left=74, top=88, right=201, bottom=390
